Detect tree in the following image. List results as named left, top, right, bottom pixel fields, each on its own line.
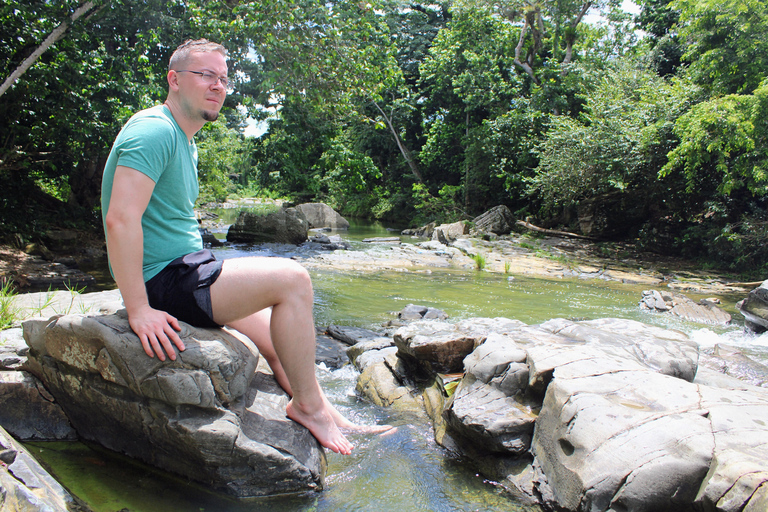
left=419, top=5, right=522, bottom=213
left=673, top=0, right=768, bottom=96
left=634, top=0, right=683, bottom=76
left=0, top=0, right=249, bottom=240
left=529, top=62, right=698, bottom=217
left=661, top=80, right=768, bottom=198
left=0, top=1, right=105, bottom=98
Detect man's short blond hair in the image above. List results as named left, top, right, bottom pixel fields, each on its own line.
left=169, top=39, right=227, bottom=70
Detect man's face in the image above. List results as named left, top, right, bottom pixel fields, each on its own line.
left=174, top=50, right=228, bottom=123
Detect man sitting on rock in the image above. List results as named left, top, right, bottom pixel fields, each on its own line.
left=101, top=39, right=383, bottom=455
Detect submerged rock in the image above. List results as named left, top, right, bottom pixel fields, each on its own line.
left=22, top=312, right=325, bottom=497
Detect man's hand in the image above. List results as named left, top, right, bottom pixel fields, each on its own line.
left=128, top=304, right=185, bottom=361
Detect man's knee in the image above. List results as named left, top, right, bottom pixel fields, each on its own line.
left=282, top=260, right=313, bottom=291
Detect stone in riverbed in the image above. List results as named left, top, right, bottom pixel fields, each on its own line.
left=393, top=320, right=484, bottom=373
left=226, top=207, right=309, bottom=245
left=471, top=205, right=516, bottom=235
left=737, top=280, right=768, bottom=333
left=295, top=203, right=349, bottom=230
left=0, top=371, right=77, bottom=441
left=22, top=312, right=325, bottom=497
left=640, top=289, right=732, bottom=325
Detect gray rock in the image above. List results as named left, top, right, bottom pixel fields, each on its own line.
left=363, top=313, right=768, bottom=511
left=346, top=338, right=395, bottom=366
left=295, top=203, right=349, bottom=229
left=0, top=425, right=78, bottom=512
left=443, top=371, right=536, bottom=455
left=227, top=207, right=309, bottom=245
left=355, top=349, right=421, bottom=411
left=394, top=320, right=483, bottom=373
left=737, top=280, right=768, bottom=333
left=701, top=344, right=768, bottom=387
left=402, top=221, right=436, bottom=238
left=315, top=332, right=349, bottom=369
left=326, top=325, right=383, bottom=346
left=640, top=289, right=732, bottom=325
left=532, top=369, right=715, bottom=512
left=1, top=328, right=27, bottom=370
left=397, top=304, right=449, bottom=322
left=22, top=313, right=325, bottom=497
left=432, top=222, right=470, bottom=244
left=0, top=371, right=77, bottom=440
left=472, top=205, right=516, bottom=235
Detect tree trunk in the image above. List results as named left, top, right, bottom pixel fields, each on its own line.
left=372, top=101, right=423, bottom=183
left=562, top=3, right=592, bottom=68
left=0, top=1, right=103, bottom=99
left=513, top=18, right=541, bottom=86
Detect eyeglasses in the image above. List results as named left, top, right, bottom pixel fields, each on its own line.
left=176, top=70, right=228, bottom=87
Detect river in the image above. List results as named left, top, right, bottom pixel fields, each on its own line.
left=26, top=218, right=768, bottom=512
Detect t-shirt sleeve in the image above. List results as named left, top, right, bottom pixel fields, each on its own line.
left=114, top=116, right=176, bottom=183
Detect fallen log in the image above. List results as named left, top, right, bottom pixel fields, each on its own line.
left=515, top=220, right=596, bottom=240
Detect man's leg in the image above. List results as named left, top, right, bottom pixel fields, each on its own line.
left=208, top=256, right=353, bottom=455
left=227, top=309, right=393, bottom=433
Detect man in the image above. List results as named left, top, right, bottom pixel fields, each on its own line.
left=102, top=39, right=368, bottom=455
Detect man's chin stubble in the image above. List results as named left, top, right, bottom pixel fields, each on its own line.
left=202, top=110, right=219, bottom=122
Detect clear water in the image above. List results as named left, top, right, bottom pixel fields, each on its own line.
left=26, top=218, right=768, bottom=511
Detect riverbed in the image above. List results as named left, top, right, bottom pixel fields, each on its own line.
left=19, top=218, right=768, bottom=511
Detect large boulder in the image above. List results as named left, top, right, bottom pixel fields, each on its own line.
left=295, top=203, right=350, bottom=230
left=431, top=222, right=470, bottom=245
left=227, top=207, right=309, bottom=245
left=388, top=315, right=768, bottom=511
left=737, top=280, right=768, bottom=332
left=22, top=312, right=326, bottom=497
left=472, top=205, right=516, bottom=235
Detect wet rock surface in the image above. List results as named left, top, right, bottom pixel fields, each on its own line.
left=0, top=425, right=81, bottom=512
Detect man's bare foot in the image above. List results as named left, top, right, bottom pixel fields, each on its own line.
left=286, top=399, right=354, bottom=455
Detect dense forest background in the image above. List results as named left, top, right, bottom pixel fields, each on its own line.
left=1, top=0, right=767, bottom=275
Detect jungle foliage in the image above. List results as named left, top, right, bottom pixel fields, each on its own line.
left=2, top=0, right=767, bottom=274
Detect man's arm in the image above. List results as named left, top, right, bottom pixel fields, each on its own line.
left=104, top=165, right=185, bottom=361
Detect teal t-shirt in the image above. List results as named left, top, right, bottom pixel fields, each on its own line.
left=101, top=104, right=203, bottom=282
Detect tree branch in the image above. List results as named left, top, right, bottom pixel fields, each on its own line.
left=372, top=101, right=423, bottom=183
left=0, top=1, right=103, bottom=99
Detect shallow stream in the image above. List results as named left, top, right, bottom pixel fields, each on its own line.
left=27, top=219, right=768, bottom=512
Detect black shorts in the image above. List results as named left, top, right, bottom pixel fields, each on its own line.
left=145, top=249, right=224, bottom=328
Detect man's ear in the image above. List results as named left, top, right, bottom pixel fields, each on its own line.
left=167, top=70, right=180, bottom=91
